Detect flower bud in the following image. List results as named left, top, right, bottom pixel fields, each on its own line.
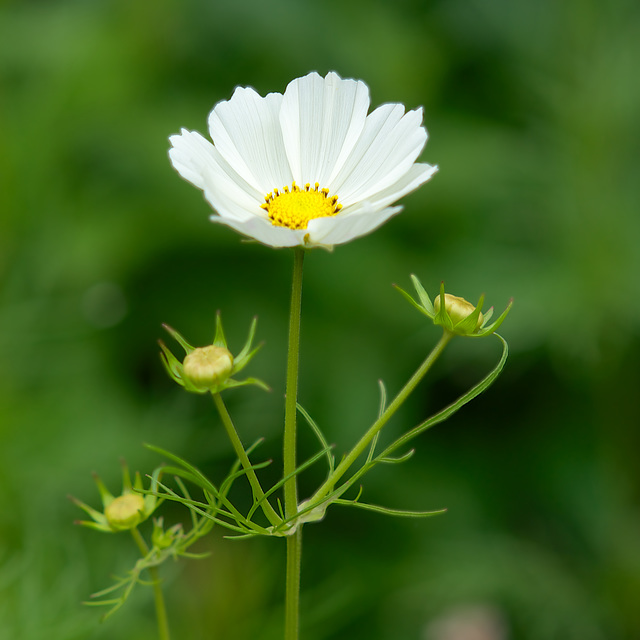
left=152, top=518, right=183, bottom=549
left=160, top=317, right=269, bottom=394
left=182, top=345, right=234, bottom=391
left=397, top=276, right=512, bottom=339
left=434, top=293, right=484, bottom=331
left=73, top=462, right=161, bottom=533
left=104, top=493, right=145, bottom=530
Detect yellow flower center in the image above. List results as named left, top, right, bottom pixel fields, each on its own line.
left=261, top=182, right=342, bottom=230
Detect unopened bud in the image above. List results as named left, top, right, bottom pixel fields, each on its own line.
left=183, top=345, right=234, bottom=391
left=152, top=518, right=183, bottom=549
left=105, top=494, right=145, bottom=530
left=435, top=293, right=483, bottom=331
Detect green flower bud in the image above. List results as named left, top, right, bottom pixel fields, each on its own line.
left=72, top=462, right=163, bottom=533
left=159, top=315, right=269, bottom=394
left=182, top=345, right=234, bottom=391
left=152, top=517, right=183, bottom=549
left=434, top=293, right=483, bottom=331
left=395, top=276, right=512, bottom=338
left=105, top=493, right=146, bottom=530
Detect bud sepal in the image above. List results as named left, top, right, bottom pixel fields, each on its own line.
left=159, top=313, right=269, bottom=394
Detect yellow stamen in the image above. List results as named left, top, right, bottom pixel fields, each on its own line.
left=261, top=182, right=342, bottom=230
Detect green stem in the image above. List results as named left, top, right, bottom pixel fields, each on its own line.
left=283, top=248, right=305, bottom=520
left=212, top=392, right=282, bottom=527
left=284, top=528, right=302, bottom=640
left=309, top=330, right=454, bottom=505
left=131, top=528, right=170, bottom=640
left=283, top=248, right=305, bottom=640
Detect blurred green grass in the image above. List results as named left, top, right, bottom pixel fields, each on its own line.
left=1, top=0, right=639, bottom=638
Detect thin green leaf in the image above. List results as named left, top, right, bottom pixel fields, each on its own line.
left=145, top=445, right=220, bottom=497
left=378, top=449, right=415, bottom=464
left=84, top=598, right=123, bottom=607
left=334, top=499, right=447, bottom=518
left=379, top=333, right=509, bottom=458
left=378, top=379, right=387, bottom=418
left=89, top=580, right=129, bottom=599
left=262, top=446, right=336, bottom=531
left=218, top=459, right=272, bottom=498
left=224, top=376, right=270, bottom=391
left=276, top=498, right=285, bottom=520
left=218, top=437, right=264, bottom=499
left=179, top=551, right=211, bottom=560
left=144, top=448, right=251, bottom=529
left=366, top=432, right=380, bottom=465
left=151, top=478, right=236, bottom=522
left=223, top=532, right=263, bottom=541
left=163, top=495, right=254, bottom=534
left=173, top=476, right=198, bottom=528
left=297, top=403, right=334, bottom=475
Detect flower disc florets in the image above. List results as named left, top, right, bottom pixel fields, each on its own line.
left=169, top=71, right=437, bottom=249
left=262, top=182, right=342, bottom=230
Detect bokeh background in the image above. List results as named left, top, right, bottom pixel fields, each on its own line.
left=2, top=0, right=639, bottom=638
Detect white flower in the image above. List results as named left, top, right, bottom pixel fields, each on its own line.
left=169, top=71, right=437, bottom=249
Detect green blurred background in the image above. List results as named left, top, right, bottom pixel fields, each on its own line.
left=2, top=0, right=639, bottom=638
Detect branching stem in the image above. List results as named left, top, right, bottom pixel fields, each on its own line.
left=130, top=528, right=170, bottom=640
left=309, top=330, right=454, bottom=505
left=213, top=392, right=282, bottom=527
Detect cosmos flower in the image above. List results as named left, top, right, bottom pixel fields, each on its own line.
left=169, top=71, right=437, bottom=249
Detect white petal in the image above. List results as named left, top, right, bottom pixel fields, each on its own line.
left=169, top=129, right=219, bottom=191
left=208, top=87, right=292, bottom=194
left=328, top=103, right=404, bottom=196
left=280, top=71, right=370, bottom=188
left=202, top=181, right=262, bottom=223
left=332, top=106, right=428, bottom=206
left=211, top=214, right=307, bottom=248
left=345, top=162, right=438, bottom=214
left=169, top=129, right=265, bottom=221
left=306, top=204, right=403, bottom=247
left=306, top=163, right=437, bottom=247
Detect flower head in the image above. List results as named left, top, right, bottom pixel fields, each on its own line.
left=396, top=276, right=513, bottom=338
left=169, top=71, right=437, bottom=249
